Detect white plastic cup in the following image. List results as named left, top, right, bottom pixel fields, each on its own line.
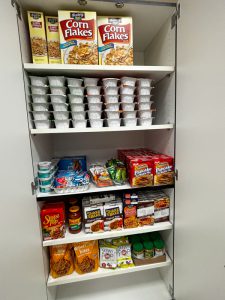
left=107, top=119, right=121, bottom=127
left=68, top=95, right=84, bottom=104
left=88, top=103, right=102, bottom=111
left=121, top=103, right=135, bottom=111
left=121, top=77, right=136, bottom=87
left=50, top=86, right=67, bottom=95
left=31, top=85, right=48, bottom=95
left=72, top=120, right=87, bottom=128
left=54, top=119, right=70, bottom=129
left=104, top=95, right=119, bottom=103
left=53, top=111, right=69, bottom=120
left=32, top=94, right=49, bottom=103
left=102, top=78, right=119, bottom=88
left=68, top=86, right=84, bottom=96
left=90, top=119, right=103, bottom=128
left=88, top=111, right=102, bottom=119
left=120, top=86, right=135, bottom=95
left=71, top=112, right=86, bottom=120
left=87, top=95, right=102, bottom=104
left=50, top=95, right=67, bottom=104
left=70, top=104, right=85, bottom=112
left=32, top=103, right=49, bottom=112
left=123, top=111, right=137, bottom=119
left=67, top=78, right=83, bottom=87
left=86, top=86, right=101, bottom=95
left=52, top=103, right=68, bottom=112
left=32, top=111, right=50, bottom=120
left=120, top=94, right=135, bottom=103
left=48, top=76, right=66, bottom=87
left=34, top=120, right=51, bottom=129
left=83, top=77, right=99, bottom=86
left=123, top=118, right=137, bottom=127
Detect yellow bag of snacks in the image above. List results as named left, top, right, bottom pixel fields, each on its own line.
left=50, top=244, right=74, bottom=278
left=45, top=16, right=61, bottom=64
left=74, top=241, right=99, bottom=274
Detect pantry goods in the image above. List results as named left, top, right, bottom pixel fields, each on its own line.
left=58, top=11, right=98, bottom=65
left=98, top=16, right=133, bottom=65
left=45, top=16, right=61, bottom=64
left=50, top=244, right=74, bottom=278
left=82, top=199, right=104, bottom=233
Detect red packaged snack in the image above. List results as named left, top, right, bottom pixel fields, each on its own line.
left=128, top=156, right=153, bottom=187
left=152, top=154, right=174, bottom=185
left=123, top=193, right=138, bottom=228
left=40, top=202, right=65, bottom=241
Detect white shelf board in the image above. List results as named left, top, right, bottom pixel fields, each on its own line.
left=24, top=64, right=174, bottom=82
left=47, top=253, right=171, bottom=286
left=31, top=124, right=173, bottom=135
left=43, top=221, right=172, bottom=247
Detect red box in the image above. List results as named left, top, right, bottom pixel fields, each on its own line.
left=152, top=154, right=174, bottom=185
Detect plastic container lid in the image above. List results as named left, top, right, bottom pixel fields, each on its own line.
left=149, top=232, right=161, bottom=241
left=143, top=241, right=154, bottom=250
left=154, top=239, right=165, bottom=249
left=129, top=235, right=141, bottom=243
left=140, top=234, right=150, bottom=242
left=133, top=242, right=144, bottom=252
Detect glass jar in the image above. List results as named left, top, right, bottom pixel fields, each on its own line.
left=154, top=239, right=165, bottom=257
left=68, top=205, right=82, bottom=234
left=143, top=241, right=154, bottom=258
left=132, top=242, right=144, bottom=259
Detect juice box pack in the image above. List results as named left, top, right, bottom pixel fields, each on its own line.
left=97, top=16, right=133, bottom=65
left=45, top=16, right=61, bottom=64
left=58, top=10, right=98, bottom=64
left=27, top=11, right=48, bottom=64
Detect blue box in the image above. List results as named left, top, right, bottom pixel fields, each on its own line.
left=58, top=156, right=87, bottom=172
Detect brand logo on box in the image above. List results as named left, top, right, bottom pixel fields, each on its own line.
left=60, top=18, right=95, bottom=40
left=48, top=17, right=58, bottom=24
left=99, top=23, right=130, bottom=44
left=30, top=12, right=41, bottom=19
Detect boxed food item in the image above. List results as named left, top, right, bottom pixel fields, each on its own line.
left=40, top=202, right=65, bottom=240
left=82, top=200, right=104, bottom=233
left=74, top=241, right=99, bottom=274
left=45, top=16, right=61, bottom=64
left=27, top=11, right=48, bottom=64
left=58, top=11, right=98, bottom=64
left=154, top=192, right=170, bottom=223
left=99, top=240, right=117, bottom=269
left=137, top=195, right=154, bottom=226
left=104, top=200, right=123, bottom=231
left=50, top=244, right=74, bottom=278
left=152, top=154, right=174, bottom=185
left=97, top=16, right=133, bottom=65
left=123, top=193, right=138, bottom=228
left=57, top=156, right=87, bottom=172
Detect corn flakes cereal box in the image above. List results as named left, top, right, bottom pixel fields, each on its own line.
left=27, top=11, right=48, bottom=64
left=97, top=16, right=133, bottom=65
left=58, top=11, right=98, bottom=65
left=45, top=16, right=61, bottom=64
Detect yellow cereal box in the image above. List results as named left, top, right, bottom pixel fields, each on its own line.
left=97, top=16, right=133, bottom=65
left=58, top=11, right=98, bottom=65
left=45, top=16, right=61, bottom=64
left=27, top=11, right=48, bottom=64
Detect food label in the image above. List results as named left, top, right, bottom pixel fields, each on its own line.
left=27, top=11, right=48, bottom=64
left=129, top=158, right=153, bottom=187
left=45, top=16, right=61, bottom=64
left=100, top=246, right=117, bottom=269
left=83, top=204, right=104, bottom=233
left=58, top=11, right=98, bottom=64
left=104, top=201, right=123, bottom=231
left=97, top=16, right=133, bottom=65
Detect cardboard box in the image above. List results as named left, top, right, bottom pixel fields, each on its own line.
left=45, top=16, right=61, bottom=64
left=27, top=11, right=48, bottom=64
left=58, top=10, right=98, bottom=64
left=97, top=16, right=133, bottom=65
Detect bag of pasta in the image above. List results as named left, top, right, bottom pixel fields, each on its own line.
left=50, top=244, right=74, bottom=278
left=74, top=241, right=99, bottom=275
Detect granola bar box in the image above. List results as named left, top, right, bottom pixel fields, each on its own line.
left=45, top=16, right=61, bottom=64
left=58, top=11, right=98, bottom=65
left=28, top=11, right=48, bottom=64
left=97, top=16, right=133, bottom=65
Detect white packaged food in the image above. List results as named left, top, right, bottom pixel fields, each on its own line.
left=107, top=119, right=121, bottom=127
left=120, top=94, right=135, bottom=103
left=120, top=86, right=135, bottom=95
left=105, top=110, right=120, bottom=119
left=137, top=78, right=153, bottom=88
left=32, top=94, right=49, bottom=104
left=90, top=119, right=103, bottom=128
left=50, top=95, right=67, bottom=104
left=54, top=119, right=70, bottom=129
left=123, top=111, right=137, bottom=119
left=31, top=85, right=48, bottom=95
left=139, top=118, right=153, bottom=126
left=104, top=87, right=119, bottom=96
left=88, top=111, right=102, bottom=119
left=104, top=95, right=119, bottom=103
left=105, top=103, right=120, bottom=112
left=121, top=77, right=136, bottom=87
left=121, top=103, right=135, bottom=111
left=72, top=120, right=87, bottom=128
left=102, top=78, right=119, bottom=88
left=88, top=103, right=102, bottom=111
left=48, top=76, right=66, bottom=87
left=50, top=86, right=67, bottom=95
left=86, top=86, right=101, bottom=95
left=87, top=95, right=102, bottom=104
left=32, top=103, right=49, bottom=112
left=71, top=112, right=86, bottom=120
left=52, top=103, right=68, bottom=112
left=30, top=76, right=47, bottom=87
left=53, top=111, right=69, bottom=120
left=123, top=118, right=137, bottom=127
left=68, top=95, right=84, bottom=104
left=83, top=77, right=99, bottom=86
left=32, top=111, right=50, bottom=121
left=34, top=120, right=51, bottom=129
left=70, top=104, right=85, bottom=112
left=137, top=95, right=152, bottom=103
left=138, top=101, right=153, bottom=110
left=68, top=86, right=84, bottom=96
left=137, top=87, right=152, bottom=96
left=67, top=78, right=83, bottom=87
left=138, top=110, right=153, bottom=119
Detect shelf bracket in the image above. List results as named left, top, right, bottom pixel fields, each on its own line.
left=11, top=0, right=21, bottom=20
left=31, top=181, right=37, bottom=196
left=171, top=3, right=180, bottom=29
left=175, top=169, right=178, bottom=181
left=115, top=1, right=125, bottom=8
left=169, top=284, right=175, bottom=299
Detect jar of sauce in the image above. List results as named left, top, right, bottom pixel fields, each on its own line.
left=68, top=206, right=81, bottom=234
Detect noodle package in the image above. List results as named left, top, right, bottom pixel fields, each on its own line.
left=50, top=244, right=74, bottom=278
left=74, top=241, right=99, bottom=274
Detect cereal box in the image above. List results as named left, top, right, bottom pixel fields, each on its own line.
left=97, top=16, right=133, bottom=65
left=45, top=16, right=61, bottom=64
left=27, top=11, right=48, bottom=64
left=58, top=11, right=98, bottom=64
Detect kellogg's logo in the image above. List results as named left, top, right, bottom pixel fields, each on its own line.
left=70, top=12, right=85, bottom=20
left=60, top=18, right=95, bottom=40
left=30, top=13, right=41, bottom=19
left=98, top=23, right=130, bottom=44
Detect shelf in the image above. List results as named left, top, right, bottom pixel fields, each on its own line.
left=37, top=183, right=174, bottom=199
left=31, top=124, right=173, bottom=135
left=47, top=253, right=171, bottom=286
left=24, top=64, right=174, bottom=82
left=43, top=221, right=172, bottom=247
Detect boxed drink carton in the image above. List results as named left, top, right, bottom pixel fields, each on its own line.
left=97, top=16, right=133, bottom=65
left=45, top=16, right=61, bottom=64
left=27, top=11, right=48, bottom=64
left=58, top=10, right=98, bottom=65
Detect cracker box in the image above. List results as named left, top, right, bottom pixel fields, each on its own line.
left=27, top=11, right=48, bottom=64
left=97, top=16, right=133, bottom=65
left=58, top=11, right=98, bottom=65
left=45, top=16, right=61, bottom=64
left=152, top=154, right=174, bottom=186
